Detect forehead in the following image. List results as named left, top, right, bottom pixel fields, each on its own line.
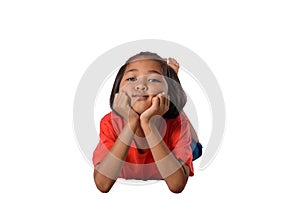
left=125, top=59, right=163, bottom=73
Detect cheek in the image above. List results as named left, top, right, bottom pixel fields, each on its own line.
left=149, top=83, right=168, bottom=94
left=160, top=79, right=168, bottom=94
left=161, top=83, right=168, bottom=94
left=119, top=82, right=133, bottom=93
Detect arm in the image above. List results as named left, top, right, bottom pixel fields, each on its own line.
left=140, top=94, right=189, bottom=193
left=141, top=121, right=189, bottom=193
left=94, top=122, right=138, bottom=193
left=94, top=92, right=139, bottom=193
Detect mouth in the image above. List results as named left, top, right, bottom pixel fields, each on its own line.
left=132, top=94, right=150, bottom=100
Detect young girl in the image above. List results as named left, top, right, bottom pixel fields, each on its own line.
left=93, top=52, right=201, bottom=193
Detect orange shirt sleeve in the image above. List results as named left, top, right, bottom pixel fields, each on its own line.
left=92, top=113, right=118, bottom=166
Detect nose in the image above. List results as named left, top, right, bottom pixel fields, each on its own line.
left=135, top=83, right=147, bottom=91
left=135, top=77, right=148, bottom=91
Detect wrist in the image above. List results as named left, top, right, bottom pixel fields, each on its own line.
left=140, top=118, right=152, bottom=135
left=141, top=115, right=163, bottom=128
left=128, top=118, right=139, bottom=132
left=140, top=115, right=150, bottom=125
left=144, top=126, right=162, bottom=148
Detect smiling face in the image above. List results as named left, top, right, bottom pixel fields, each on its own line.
left=119, top=59, right=168, bottom=114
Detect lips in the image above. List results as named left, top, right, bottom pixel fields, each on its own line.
left=133, top=94, right=149, bottom=98
left=132, top=94, right=149, bottom=100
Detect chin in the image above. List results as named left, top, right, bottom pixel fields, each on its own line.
left=132, top=108, right=147, bottom=115
left=131, top=98, right=152, bottom=114
left=132, top=105, right=151, bottom=115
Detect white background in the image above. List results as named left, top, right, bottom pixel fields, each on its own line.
left=1, top=0, right=299, bottom=221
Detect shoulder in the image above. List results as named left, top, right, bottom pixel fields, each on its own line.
left=100, top=112, right=123, bottom=124
left=100, top=112, right=124, bottom=135
left=100, top=112, right=112, bottom=126
left=101, top=112, right=113, bottom=121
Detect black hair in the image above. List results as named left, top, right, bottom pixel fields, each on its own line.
left=109, top=52, right=187, bottom=119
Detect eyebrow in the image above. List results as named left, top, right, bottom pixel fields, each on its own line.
left=125, top=69, right=162, bottom=75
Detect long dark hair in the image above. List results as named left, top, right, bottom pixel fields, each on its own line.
left=109, top=52, right=187, bottom=119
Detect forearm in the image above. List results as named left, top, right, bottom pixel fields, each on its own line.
left=94, top=122, right=137, bottom=192
left=141, top=121, right=189, bottom=193
left=151, top=142, right=189, bottom=193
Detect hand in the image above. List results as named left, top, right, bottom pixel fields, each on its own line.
left=140, top=93, right=170, bottom=124
left=165, top=57, right=180, bottom=74
left=113, top=91, right=139, bottom=124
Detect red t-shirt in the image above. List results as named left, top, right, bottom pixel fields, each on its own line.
left=92, top=112, right=194, bottom=179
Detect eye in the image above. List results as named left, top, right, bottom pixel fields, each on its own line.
left=148, top=78, right=161, bottom=83
left=126, top=77, right=137, bottom=82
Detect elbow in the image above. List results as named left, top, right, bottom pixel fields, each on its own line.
left=95, top=182, right=113, bottom=193
left=168, top=183, right=186, bottom=194
left=166, top=175, right=188, bottom=193
left=169, top=186, right=184, bottom=194
left=94, top=170, right=114, bottom=193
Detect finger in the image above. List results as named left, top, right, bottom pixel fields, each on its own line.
left=113, top=93, right=119, bottom=106
left=165, top=95, right=170, bottom=112
left=120, top=90, right=129, bottom=97
left=119, top=91, right=126, bottom=98
left=160, top=93, right=169, bottom=114
left=161, top=93, right=169, bottom=113
left=116, top=92, right=124, bottom=106
left=159, top=92, right=166, bottom=108
left=152, top=96, right=159, bottom=108
left=120, top=91, right=130, bottom=105
left=166, top=95, right=170, bottom=108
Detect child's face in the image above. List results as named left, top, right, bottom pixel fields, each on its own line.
left=119, top=59, right=168, bottom=114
